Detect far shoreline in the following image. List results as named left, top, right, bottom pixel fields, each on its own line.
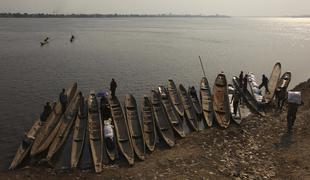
left=0, top=13, right=230, bottom=18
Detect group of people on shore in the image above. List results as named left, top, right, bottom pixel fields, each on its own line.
left=236, top=71, right=303, bottom=134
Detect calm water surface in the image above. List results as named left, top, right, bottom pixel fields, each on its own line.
left=1, top=17, right=310, bottom=169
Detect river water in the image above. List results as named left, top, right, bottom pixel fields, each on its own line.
left=0, top=17, right=310, bottom=169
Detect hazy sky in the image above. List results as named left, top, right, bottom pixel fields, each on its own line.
left=1, top=0, right=310, bottom=16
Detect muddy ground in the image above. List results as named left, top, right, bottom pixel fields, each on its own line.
left=1, top=79, right=310, bottom=180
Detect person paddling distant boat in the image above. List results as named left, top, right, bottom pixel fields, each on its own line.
left=40, top=37, right=50, bottom=46
left=70, top=35, right=75, bottom=43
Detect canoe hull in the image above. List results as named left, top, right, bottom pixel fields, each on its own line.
left=159, top=86, right=185, bottom=137
left=151, top=90, right=175, bottom=147
left=47, top=93, right=80, bottom=160
left=265, top=62, right=282, bottom=103
left=178, top=84, right=199, bottom=131
left=31, top=83, right=77, bottom=156
left=108, top=96, right=134, bottom=165
left=71, top=99, right=87, bottom=168
left=88, top=94, right=103, bottom=173
left=167, top=79, right=185, bottom=117
left=200, top=77, right=214, bottom=127
left=124, top=94, right=145, bottom=160
left=9, top=120, right=45, bottom=170
left=213, top=73, right=230, bottom=128
left=141, top=96, right=156, bottom=152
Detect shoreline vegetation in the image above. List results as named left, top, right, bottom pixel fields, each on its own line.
left=0, top=13, right=230, bottom=18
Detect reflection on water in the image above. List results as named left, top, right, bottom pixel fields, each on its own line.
left=0, top=17, right=310, bottom=169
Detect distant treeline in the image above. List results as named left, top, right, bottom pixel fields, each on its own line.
left=0, top=13, right=230, bottom=18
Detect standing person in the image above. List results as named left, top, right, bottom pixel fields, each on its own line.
left=40, top=102, right=52, bottom=122
left=287, top=91, right=303, bottom=134
left=231, top=90, right=240, bottom=116
left=110, top=79, right=117, bottom=98
left=239, top=71, right=244, bottom=86
left=276, top=87, right=287, bottom=111
left=243, top=74, right=248, bottom=92
left=59, top=89, right=68, bottom=113
left=287, top=101, right=303, bottom=134
left=78, top=92, right=84, bottom=113
left=259, top=74, right=269, bottom=93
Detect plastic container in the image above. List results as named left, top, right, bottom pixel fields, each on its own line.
left=288, top=91, right=301, bottom=104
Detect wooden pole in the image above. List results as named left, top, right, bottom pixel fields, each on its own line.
left=199, top=56, right=206, bottom=77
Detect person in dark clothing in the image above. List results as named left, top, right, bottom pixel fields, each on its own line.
left=259, top=74, right=269, bottom=93
left=243, top=74, right=248, bottom=92
left=189, top=86, right=197, bottom=97
left=78, top=92, right=85, bottom=112
left=110, top=79, right=117, bottom=98
left=100, top=96, right=111, bottom=120
left=59, top=89, right=68, bottom=113
left=275, top=87, right=287, bottom=110
left=22, top=136, right=32, bottom=149
left=239, top=71, right=244, bottom=86
left=231, top=90, right=240, bottom=115
left=44, top=37, right=49, bottom=42
left=287, top=101, right=303, bottom=134
left=70, top=35, right=75, bottom=43
left=40, top=102, right=52, bottom=122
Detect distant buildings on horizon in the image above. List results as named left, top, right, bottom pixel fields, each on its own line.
left=0, top=13, right=230, bottom=18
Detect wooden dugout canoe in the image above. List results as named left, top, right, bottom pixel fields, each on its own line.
left=200, top=77, right=214, bottom=127
left=178, top=84, right=199, bottom=131
left=167, top=79, right=185, bottom=117
left=265, top=62, right=282, bottom=103
left=100, top=96, right=117, bottom=162
left=277, top=71, right=291, bottom=89
left=124, top=94, right=145, bottom=160
left=188, top=86, right=202, bottom=115
left=31, top=83, right=77, bottom=156
left=213, top=73, right=230, bottom=128
left=9, top=119, right=46, bottom=170
left=87, top=92, right=103, bottom=173
left=46, top=92, right=80, bottom=160
left=141, top=96, right=156, bottom=152
left=158, top=86, right=185, bottom=138
left=71, top=98, right=87, bottom=168
left=151, top=90, right=175, bottom=147
left=108, top=96, right=134, bottom=165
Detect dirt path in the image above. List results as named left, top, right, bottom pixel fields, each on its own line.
left=1, top=79, right=310, bottom=180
